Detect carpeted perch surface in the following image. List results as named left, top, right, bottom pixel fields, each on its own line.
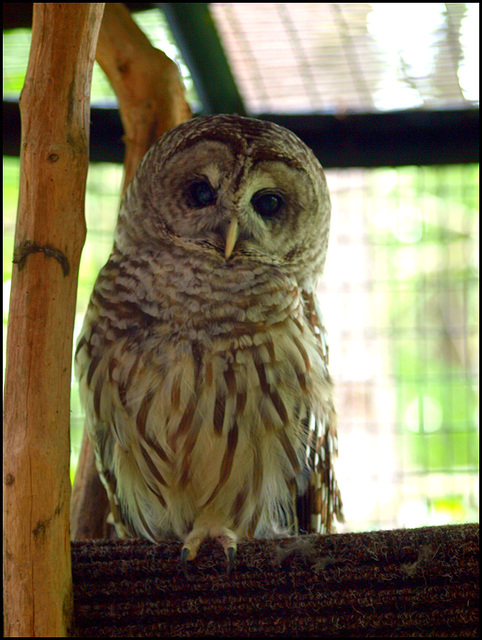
left=71, top=523, right=479, bottom=637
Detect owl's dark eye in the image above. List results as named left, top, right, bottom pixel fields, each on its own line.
left=251, top=191, right=284, bottom=219
left=188, top=179, right=216, bottom=208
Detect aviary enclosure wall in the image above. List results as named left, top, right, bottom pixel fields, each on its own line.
left=3, top=4, right=479, bottom=535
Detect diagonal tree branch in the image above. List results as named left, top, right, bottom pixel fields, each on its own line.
left=70, top=2, right=192, bottom=541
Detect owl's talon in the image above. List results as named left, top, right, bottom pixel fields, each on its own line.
left=181, top=547, right=191, bottom=579
left=215, top=530, right=237, bottom=576
left=226, top=546, right=236, bottom=577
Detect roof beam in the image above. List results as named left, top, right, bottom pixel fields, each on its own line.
left=263, top=110, right=480, bottom=168
left=4, top=100, right=478, bottom=168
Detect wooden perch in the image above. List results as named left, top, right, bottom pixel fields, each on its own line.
left=70, top=2, right=192, bottom=541
left=3, top=3, right=104, bottom=636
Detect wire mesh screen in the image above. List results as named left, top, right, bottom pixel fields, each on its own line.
left=2, top=4, right=479, bottom=534
left=3, top=159, right=478, bottom=532
left=60, top=162, right=479, bottom=531
left=210, top=2, right=479, bottom=114
left=321, top=165, right=479, bottom=531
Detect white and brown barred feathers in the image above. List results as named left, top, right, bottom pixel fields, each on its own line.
left=76, top=114, right=344, bottom=545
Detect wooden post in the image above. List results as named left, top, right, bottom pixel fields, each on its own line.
left=70, top=2, right=191, bottom=540
left=3, top=3, right=104, bottom=636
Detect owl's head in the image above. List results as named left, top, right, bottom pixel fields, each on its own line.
left=116, top=115, right=331, bottom=284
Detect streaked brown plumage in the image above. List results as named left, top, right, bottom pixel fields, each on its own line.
left=76, top=114, right=343, bottom=567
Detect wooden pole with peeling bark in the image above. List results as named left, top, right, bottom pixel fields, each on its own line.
left=3, top=4, right=104, bottom=636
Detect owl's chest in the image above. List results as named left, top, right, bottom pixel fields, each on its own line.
left=92, top=258, right=327, bottom=427
left=132, top=252, right=302, bottom=337
left=132, top=266, right=323, bottom=403
left=136, top=311, right=325, bottom=437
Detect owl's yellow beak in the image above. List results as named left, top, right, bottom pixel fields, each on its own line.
left=224, top=218, right=240, bottom=260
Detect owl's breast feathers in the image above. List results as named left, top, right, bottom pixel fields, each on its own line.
left=76, top=248, right=335, bottom=540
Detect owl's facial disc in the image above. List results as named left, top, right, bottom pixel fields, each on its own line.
left=127, top=127, right=330, bottom=274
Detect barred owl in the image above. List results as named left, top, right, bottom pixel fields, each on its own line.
left=76, top=114, right=343, bottom=572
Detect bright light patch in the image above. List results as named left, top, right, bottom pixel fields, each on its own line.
left=459, top=4, right=479, bottom=102
left=406, top=395, right=444, bottom=433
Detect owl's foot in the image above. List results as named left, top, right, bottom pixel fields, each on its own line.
left=181, top=526, right=238, bottom=577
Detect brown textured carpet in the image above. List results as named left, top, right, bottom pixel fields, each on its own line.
left=71, top=523, right=479, bottom=637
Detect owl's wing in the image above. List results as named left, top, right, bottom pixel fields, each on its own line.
left=75, top=257, right=169, bottom=541
left=295, top=290, right=344, bottom=534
